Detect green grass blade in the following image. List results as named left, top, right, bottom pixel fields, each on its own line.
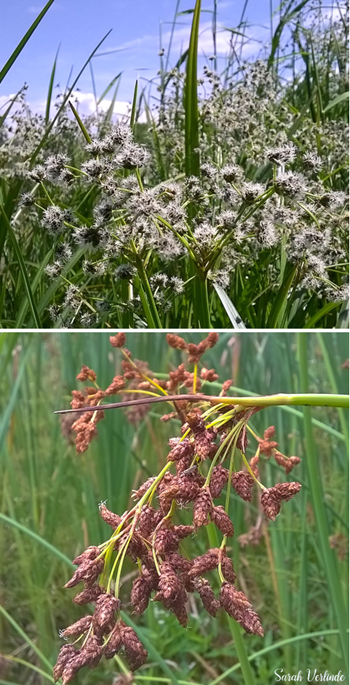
left=0, top=88, right=22, bottom=127
left=305, top=301, right=343, bottom=328
left=0, top=0, right=56, bottom=83
left=0, top=207, right=41, bottom=328
left=184, top=0, right=201, bottom=177
left=297, top=333, right=349, bottom=677
left=15, top=249, right=54, bottom=328
left=209, top=629, right=347, bottom=684
left=226, top=619, right=256, bottom=685
left=68, top=100, right=92, bottom=144
left=323, top=91, right=349, bottom=113
left=36, top=245, right=87, bottom=318
left=0, top=345, right=30, bottom=449
left=268, top=0, right=309, bottom=69
left=1, top=656, right=55, bottom=683
left=97, top=72, right=122, bottom=105
left=267, top=263, right=297, bottom=328
left=45, top=45, right=60, bottom=124
left=316, top=333, right=349, bottom=446
left=130, top=78, right=139, bottom=128
left=0, top=605, right=53, bottom=672
left=0, top=512, right=73, bottom=567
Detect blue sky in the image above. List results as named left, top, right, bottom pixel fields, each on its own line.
left=0, top=0, right=274, bottom=116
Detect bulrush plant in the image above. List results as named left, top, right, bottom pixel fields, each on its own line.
left=53, top=332, right=308, bottom=683
left=0, top=1, right=347, bottom=328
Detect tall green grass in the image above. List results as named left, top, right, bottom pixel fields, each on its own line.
left=0, top=331, right=348, bottom=684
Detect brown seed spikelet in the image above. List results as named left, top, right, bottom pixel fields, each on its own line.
left=260, top=488, right=281, bottom=520
left=175, top=454, right=194, bottom=474
left=117, top=532, right=147, bottom=562
left=200, top=368, right=219, bottom=382
left=99, top=503, right=121, bottom=529
left=209, top=465, right=229, bottom=498
left=195, top=430, right=218, bottom=460
left=260, top=482, right=302, bottom=520
left=104, top=622, right=123, bottom=659
left=274, top=452, right=301, bottom=474
left=196, top=579, right=220, bottom=616
left=220, top=582, right=264, bottom=637
left=155, top=562, right=187, bottom=605
left=131, top=568, right=157, bottom=614
left=159, top=475, right=200, bottom=512
left=258, top=435, right=279, bottom=457
left=154, top=528, right=179, bottom=554
left=188, top=548, right=220, bottom=577
left=222, top=379, right=233, bottom=394
left=72, top=546, right=100, bottom=565
left=105, top=375, right=126, bottom=394
left=64, top=557, right=104, bottom=588
left=193, top=487, right=213, bottom=528
left=76, top=365, right=97, bottom=382
left=166, top=333, right=187, bottom=350
left=109, top=333, right=126, bottom=348
left=273, top=481, right=302, bottom=501
left=167, top=437, right=194, bottom=462
left=138, top=504, right=162, bottom=539
left=249, top=455, right=260, bottom=479
left=206, top=332, right=219, bottom=348
left=231, top=471, right=255, bottom=502
left=61, top=635, right=103, bottom=684
left=60, top=615, right=92, bottom=638
left=73, top=584, right=104, bottom=605
left=70, top=390, right=85, bottom=409
left=264, top=426, right=275, bottom=439
left=121, top=626, right=148, bottom=671
left=132, top=476, right=156, bottom=501
left=173, top=524, right=194, bottom=539
left=186, top=411, right=206, bottom=434
left=53, top=644, right=77, bottom=682
left=221, top=556, right=236, bottom=583
left=167, top=552, right=193, bottom=573
left=153, top=561, right=188, bottom=626
left=92, top=593, right=120, bottom=637
left=211, top=505, right=234, bottom=537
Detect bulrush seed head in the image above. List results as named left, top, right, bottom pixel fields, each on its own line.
left=54, top=333, right=302, bottom=680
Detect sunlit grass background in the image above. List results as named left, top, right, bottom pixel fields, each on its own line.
left=0, top=331, right=348, bottom=684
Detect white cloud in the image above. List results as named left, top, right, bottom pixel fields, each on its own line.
left=70, top=91, right=147, bottom=122
left=0, top=94, right=17, bottom=110
left=104, top=20, right=267, bottom=63
left=0, top=91, right=148, bottom=123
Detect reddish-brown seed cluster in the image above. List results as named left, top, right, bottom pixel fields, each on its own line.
left=260, top=482, right=302, bottom=520
left=166, top=332, right=219, bottom=363
left=55, top=333, right=303, bottom=682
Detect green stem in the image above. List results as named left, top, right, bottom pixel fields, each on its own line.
left=316, top=333, right=349, bottom=447
left=194, top=268, right=211, bottom=328
left=215, top=393, right=349, bottom=408
left=134, top=255, right=162, bottom=328
left=227, top=618, right=256, bottom=685
left=63, top=393, right=349, bottom=416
